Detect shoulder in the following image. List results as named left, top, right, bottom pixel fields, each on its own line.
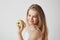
left=32, top=29, right=41, bottom=36
left=30, top=29, right=42, bottom=40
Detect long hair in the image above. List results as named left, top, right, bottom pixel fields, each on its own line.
left=26, top=4, right=48, bottom=40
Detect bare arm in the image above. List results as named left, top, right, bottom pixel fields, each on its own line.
left=17, top=26, right=23, bottom=40
left=18, top=31, right=23, bottom=40
left=17, top=20, right=25, bottom=40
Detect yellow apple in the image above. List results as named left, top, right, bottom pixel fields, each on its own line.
left=17, top=20, right=24, bottom=28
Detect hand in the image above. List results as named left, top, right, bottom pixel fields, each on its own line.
left=17, top=20, right=25, bottom=33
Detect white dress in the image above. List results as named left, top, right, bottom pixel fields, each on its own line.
left=22, top=27, right=42, bottom=40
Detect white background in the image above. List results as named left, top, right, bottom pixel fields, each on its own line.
left=0, top=0, right=60, bottom=40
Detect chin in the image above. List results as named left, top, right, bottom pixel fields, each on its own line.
left=29, top=22, right=34, bottom=25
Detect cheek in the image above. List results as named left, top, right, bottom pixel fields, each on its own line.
left=33, top=18, right=38, bottom=23
left=27, top=16, right=29, bottom=21
left=27, top=16, right=30, bottom=22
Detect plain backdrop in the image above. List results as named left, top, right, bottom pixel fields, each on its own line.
left=0, top=0, right=60, bottom=40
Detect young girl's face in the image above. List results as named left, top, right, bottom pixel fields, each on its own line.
left=27, top=9, right=39, bottom=26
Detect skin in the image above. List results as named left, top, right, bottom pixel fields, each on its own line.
left=29, top=30, right=41, bottom=40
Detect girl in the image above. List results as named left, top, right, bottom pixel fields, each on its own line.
left=17, top=4, right=48, bottom=40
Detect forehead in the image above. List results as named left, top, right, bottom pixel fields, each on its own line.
left=28, top=9, right=38, bottom=16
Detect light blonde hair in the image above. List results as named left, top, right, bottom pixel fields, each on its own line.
left=26, top=4, right=48, bottom=40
